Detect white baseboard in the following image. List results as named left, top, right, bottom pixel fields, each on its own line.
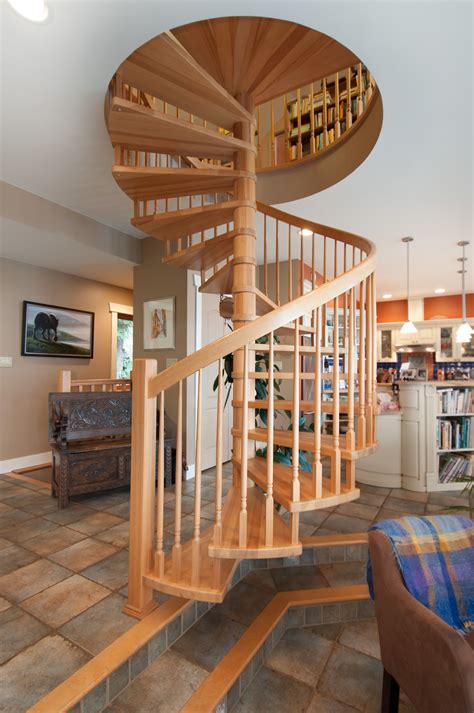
left=185, top=464, right=195, bottom=481
left=0, top=451, right=52, bottom=474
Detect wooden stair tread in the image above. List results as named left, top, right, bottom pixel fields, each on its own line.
left=255, top=289, right=278, bottom=315
left=119, top=30, right=255, bottom=130
left=163, top=230, right=240, bottom=271
left=232, top=371, right=354, bottom=380
left=108, top=97, right=254, bottom=160
left=248, top=343, right=347, bottom=355
left=200, top=260, right=234, bottom=295
left=132, top=200, right=250, bottom=241
left=232, top=427, right=377, bottom=461
left=144, top=528, right=238, bottom=603
left=245, top=457, right=359, bottom=512
left=209, top=485, right=302, bottom=559
left=234, top=399, right=364, bottom=414
left=112, top=166, right=252, bottom=201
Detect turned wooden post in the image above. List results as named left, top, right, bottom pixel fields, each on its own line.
left=232, top=93, right=257, bottom=486
left=124, top=358, right=157, bottom=619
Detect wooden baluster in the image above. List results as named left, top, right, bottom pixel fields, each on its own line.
left=313, top=307, right=322, bottom=498
left=125, top=359, right=157, bottom=619
left=346, top=288, right=356, bottom=489
left=357, top=63, right=364, bottom=117
left=372, top=272, right=378, bottom=443
left=214, top=361, right=223, bottom=547
left=276, top=220, right=280, bottom=306
left=358, top=279, right=366, bottom=448
left=296, top=89, right=303, bottom=159
left=78, top=385, right=83, bottom=393
left=322, top=78, right=328, bottom=147
left=265, top=333, right=274, bottom=546
left=191, top=370, right=202, bottom=586
left=292, top=321, right=301, bottom=512
left=288, top=224, right=292, bottom=302
left=322, top=236, right=327, bottom=346
left=346, top=67, right=353, bottom=129
left=311, top=232, right=316, bottom=291
left=172, top=381, right=183, bottom=578
left=300, top=227, right=304, bottom=298
left=331, top=288, right=341, bottom=495
left=366, top=69, right=373, bottom=102
left=270, top=100, right=276, bottom=166
left=366, top=273, right=374, bottom=445
left=257, top=106, right=262, bottom=166
left=263, top=214, right=268, bottom=297
left=335, top=72, right=341, bottom=139
left=284, top=94, right=291, bottom=161
left=239, top=345, right=249, bottom=548
left=310, top=83, right=316, bottom=153
left=155, top=391, right=165, bottom=578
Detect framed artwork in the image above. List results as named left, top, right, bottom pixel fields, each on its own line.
left=143, top=297, right=175, bottom=350
left=21, top=301, right=94, bottom=358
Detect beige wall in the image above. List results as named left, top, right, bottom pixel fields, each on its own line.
left=133, top=238, right=189, bottom=455
left=0, top=258, right=133, bottom=462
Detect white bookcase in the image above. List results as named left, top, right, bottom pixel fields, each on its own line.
left=398, top=381, right=473, bottom=492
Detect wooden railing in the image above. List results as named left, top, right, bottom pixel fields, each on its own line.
left=255, top=62, right=376, bottom=169
left=56, top=370, right=131, bottom=393
left=126, top=211, right=376, bottom=614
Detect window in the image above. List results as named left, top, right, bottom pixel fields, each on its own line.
left=117, top=315, right=133, bottom=378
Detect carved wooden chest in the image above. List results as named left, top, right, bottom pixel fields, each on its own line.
left=49, top=392, right=172, bottom=508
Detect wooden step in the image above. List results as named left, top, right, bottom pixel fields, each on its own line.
left=208, top=485, right=302, bottom=559
left=108, top=97, right=254, bottom=160
left=132, top=200, right=251, bottom=241
left=163, top=230, right=240, bottom=271
left=119, top=30, right=255, bottom=130
left=200, top=260, right=234, bottom=295
left=245, top=457, right=359, bottom=512
left=112, top=166, right=253, bottom=201
left=217, top=289, right=278, bottom=319
left=232, top=371, right=354, bottom=380
left=248, top=343, right=347, bottom=355
left=232, top=427, right=377, bottom=461
left=144, top=527, right=238, bottom=603
left=233, top=399, right=363, bottom=415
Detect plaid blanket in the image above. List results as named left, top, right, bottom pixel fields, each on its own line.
left=367, top=515, right=474, bottom=634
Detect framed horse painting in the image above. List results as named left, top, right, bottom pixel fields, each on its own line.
left=21, top=301, right=94, bottom=358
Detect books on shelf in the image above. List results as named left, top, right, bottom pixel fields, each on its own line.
left=437, top=416, right=474, bottom=450
left=288, top=91, right=332, bottom=119
left=438, top=453, right=473, bottom=483
left=437, top=387, right=473, bottom=415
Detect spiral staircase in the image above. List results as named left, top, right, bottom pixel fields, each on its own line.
left=104, top=17, right=382, bottom=618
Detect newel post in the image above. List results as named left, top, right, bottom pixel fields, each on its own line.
left=56, top=369, right=71, bottom=392
left=124, top=358, right=157, bottom=619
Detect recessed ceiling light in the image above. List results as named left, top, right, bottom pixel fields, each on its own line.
left=299, top=228, right=313, bottom=237
left=382, top=293, right=392, bottom=299
left=434, top=288, right=446, bottom=294
left=7, top=0, right=48, bottom=22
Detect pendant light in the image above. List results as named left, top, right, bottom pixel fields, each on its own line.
left=400, top=237, right=417, bottom=334
left=7, top=0, right=48, bottom=22
left=456, top=241, right=472, bottom=343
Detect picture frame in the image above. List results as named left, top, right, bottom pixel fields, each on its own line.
left=21, top=301, right=94, bottom=358
left=143, top=297, right=175, bottom=350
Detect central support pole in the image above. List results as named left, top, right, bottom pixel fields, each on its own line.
left=231, top=94, right=257, bottom=536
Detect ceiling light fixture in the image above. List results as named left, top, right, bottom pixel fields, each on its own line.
left=456, top=241, right=472, bottom=343
left=7, top=0, right=48, bottom=22
left=299, top=228, right=313, bottom=237
left=382, top=293, right=392, bottom=299
left=434, top=288, right=446, bottom=294
left=399, top=237, right=417, bottom=334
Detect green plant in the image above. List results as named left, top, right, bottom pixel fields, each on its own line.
left=213, top=333, right=313, bottom=473
left=446, top=475, right=473, bottom=519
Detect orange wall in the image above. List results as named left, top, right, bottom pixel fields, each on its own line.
left=377, top=294, right=473, bottom=323
left=424, top=294, right=474, bottom=320
left=376, top=299, right=408, bottom=323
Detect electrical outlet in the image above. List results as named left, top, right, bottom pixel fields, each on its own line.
left=0, top=356, right=12, bottom=368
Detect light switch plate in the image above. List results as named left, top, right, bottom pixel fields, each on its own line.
left=0, top=356, right=12, bottom=368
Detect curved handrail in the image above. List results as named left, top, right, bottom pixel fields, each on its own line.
left=148, top=211, right=376, bottom=398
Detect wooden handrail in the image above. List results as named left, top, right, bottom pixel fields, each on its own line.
left=149, top=227, right=375, bottom=398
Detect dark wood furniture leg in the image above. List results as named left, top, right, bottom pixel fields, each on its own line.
left=381, top=669, right=399, bottom=713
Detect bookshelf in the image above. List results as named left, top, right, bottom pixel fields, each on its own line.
left=399, top=381, right=474, bottom=492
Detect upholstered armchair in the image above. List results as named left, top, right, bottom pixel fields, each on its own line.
left=369, top=530, right=474, bottom=713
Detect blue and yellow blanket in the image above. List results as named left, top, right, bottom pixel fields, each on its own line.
left=367, top=515, right=474, bottom=634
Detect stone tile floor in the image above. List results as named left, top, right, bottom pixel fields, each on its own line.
left=0, top=464, right=469, bottom=712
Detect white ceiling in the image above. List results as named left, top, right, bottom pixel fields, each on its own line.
left=0, top=0, right=472, bottom=296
